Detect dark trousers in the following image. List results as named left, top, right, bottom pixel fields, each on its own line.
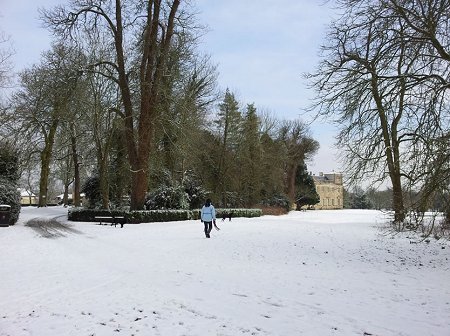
left=203, top=221, right=212, bottom=235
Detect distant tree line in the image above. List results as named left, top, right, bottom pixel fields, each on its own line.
left=345, top=186, right=450, bottom=213
left=344, top=187, right=393, bottom=210
left=0, top=1, right=319, bottom=212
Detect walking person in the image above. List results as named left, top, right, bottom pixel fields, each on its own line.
left=200, top=198, right=216, bottom=238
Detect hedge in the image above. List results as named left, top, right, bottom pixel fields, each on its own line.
left=194, top=208, right=263, bottom=220
left=68, top=207, right=262, bottom=224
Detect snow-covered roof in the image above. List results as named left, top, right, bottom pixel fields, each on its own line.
left=18, top=188, right=36, bottom=197
left=56, top=193, right=86, bottom=199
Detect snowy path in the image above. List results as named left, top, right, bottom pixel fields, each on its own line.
left=0, top=207, right=449, bottom=335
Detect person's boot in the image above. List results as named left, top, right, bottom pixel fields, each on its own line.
left=206, top=232, right=210, bottom=238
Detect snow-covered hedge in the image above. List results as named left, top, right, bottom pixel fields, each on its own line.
left=68, top=208, right=194, bottom=223
left=0, top=177, right=20, bottom=225
left=68, top=207, right=262, bottom=223
left=189, top=208, right=262, bottom=220
left=128, top=210, right=194, bottom=223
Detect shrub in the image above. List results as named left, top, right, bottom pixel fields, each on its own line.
left=81, top=175, right=102, bottom=209
left=182, top=175, right=209, bottom=209
left=0, top=177, right=20, bottom=225
left=68, top=208, right=126, bottom=222
left=260, top=194, right=290, bottom=212
left=145, top=185, right=190, bottom=210
left=192, top=208, right=263, bottom=220
left=0, top=141, right=19, bottom=183
left=68, top=207, right=262, bottom=224
left=260, top=206, right=289, bottom=216
left=0, top=141, right=21, bottom=225
left=68, top=208, right=194, bottom=223
left=128, top=210, right=194, bottom=223
left=217, top=208, right=262, bottom=218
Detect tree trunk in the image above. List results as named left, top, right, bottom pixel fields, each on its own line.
left=62, top=146, right=73, bottom=207
left=38, top=152, right=50, bottom=207
left=130, top=164, right=148, bottom=210
left=70, top=132, right=81, bottom=207
left=118, top=0, right=180, bottom=210
left=391, top=175, right=405, bottom=223
left=99, top=153, right=110, bottom=209
left=63, top=184, right=69, bottom=206
left=38, top=120, right=58, bottom=207
left=286, top=163, right=298, bottom=202
left=371, top=74, right=405, bottom=224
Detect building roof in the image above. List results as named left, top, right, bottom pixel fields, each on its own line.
left=18, top=188, right=36, bottom=197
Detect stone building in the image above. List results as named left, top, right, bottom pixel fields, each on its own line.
left=313, top=172, right=344, bottom=210
left=19, top=189, right=38, bottom=206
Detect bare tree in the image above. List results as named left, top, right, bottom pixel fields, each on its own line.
left=0, top=28, right=14, bottom=128
left=307, top=0, right=450, bottom=224
left=10, top=44, right=83, bottom=206
left=387, top=0, right=450, bottom=221
left=41, top=0, right=184, bottom=210
left=0, top=29, right=13, bottom=90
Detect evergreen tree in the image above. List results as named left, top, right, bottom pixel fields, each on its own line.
left=239, top=103, right=263, bottom=206
left=0, top=140, right=21, bottom=224
left=81, top=175, right=102, bottom=209
left=259, top=132, right=285, bottom=200
left=278, top=120, right=319, bottom=203
left=0, top=141, right=19, bottom=183
left=214, top=89, right=242, bottom=206
left=345, top=186, right=373, bottom=209
left=295, top=163, right=320, bottom=209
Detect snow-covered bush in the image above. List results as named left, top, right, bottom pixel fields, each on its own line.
left=216, top=208, right=262, bottom=219
left=145, top=185, right=190, bottom=210
left=182, top=173, right=209, bottom=209
left=146, top=170, right=209, bottom=210
left=260, top=194, right=290, bottom=212
left=0, top=141, right=21, bottom=224
left=128, top=210, right=194, bottom=223
left=68, top=208, right=194, bottom=223
left=0, top=141, right=19, bottom=183
left=81, top=175, right=102, bottom=209
left=0, top=177, right=20, bottom=225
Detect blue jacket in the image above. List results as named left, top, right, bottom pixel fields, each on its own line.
left=201, top=204, right=216, bottom=222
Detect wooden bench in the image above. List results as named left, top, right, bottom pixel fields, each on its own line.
left=95, top=216, right=126, bottom=228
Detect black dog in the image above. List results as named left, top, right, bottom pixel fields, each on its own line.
left=222, top=212, right=232, bottom=221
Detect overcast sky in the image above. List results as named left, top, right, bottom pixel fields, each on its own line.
left=0, top=0, right=341, bottom=174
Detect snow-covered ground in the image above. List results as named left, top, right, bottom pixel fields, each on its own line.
left=0, top=207, right=449, bottom=336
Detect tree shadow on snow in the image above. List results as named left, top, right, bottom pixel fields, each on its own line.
left=26, top=218, right=83, bottom=238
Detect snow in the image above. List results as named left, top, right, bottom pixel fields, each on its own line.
left=1, top=207, right=449, bottom=336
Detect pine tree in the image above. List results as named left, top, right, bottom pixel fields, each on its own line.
left=295, top=163, right=320, bottom=209
left=214, top=89, right=242, bottom=206
left=239, top=103, right=263, bottom=206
